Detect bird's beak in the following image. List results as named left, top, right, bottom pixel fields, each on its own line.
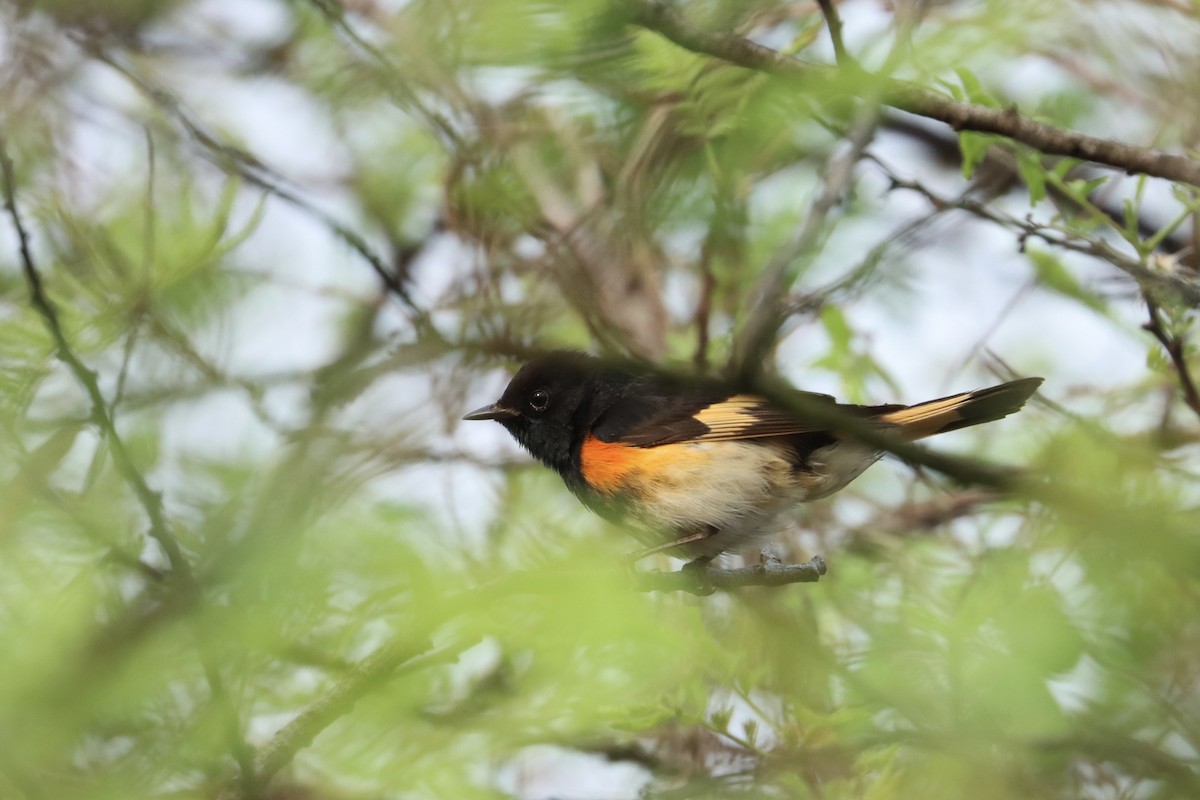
left=462, top=403, right=521, bottom=422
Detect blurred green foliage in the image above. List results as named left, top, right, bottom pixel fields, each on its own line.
left=2, top=0, right=1200, bottom=798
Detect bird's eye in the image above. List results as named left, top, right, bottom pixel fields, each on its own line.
left=529, top=389, right=550, bottom=412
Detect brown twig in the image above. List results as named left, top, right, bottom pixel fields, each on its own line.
left=732, top=99, right=882, bottom=377
left=815, top=0, right=854, bottom=68
left=1143, top=297, right=1200, bottom=421
left=624, top=0, right=1200, bottom=187
left=878, top=164, right=1200, bottom=307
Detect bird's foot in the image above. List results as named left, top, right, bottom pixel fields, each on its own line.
left=679, top=556, right=716, bottom=596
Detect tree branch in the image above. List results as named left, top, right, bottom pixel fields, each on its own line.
left=732, top=97, right=882, bottom=377
left=624, top=0, right=1200, bottom=187
left=0, top=133, right=191, bottom=576
left=633, top=556, right=828, bottom=593
left=216, top=640, right=460, bottom=800
left=816, top=0, right=853, bottom=68
left=1143, top=296, right=1200, bottom=421
left=75, top=34, right=429, bottom=321
left=304, top=0, right=463, bottom=148
left=877, top=163, right=1200, bottom=307
left=2, top=133, right=268, bottom=792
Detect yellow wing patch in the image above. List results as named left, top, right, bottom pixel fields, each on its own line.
left=691, top=394, right=823, bottom=441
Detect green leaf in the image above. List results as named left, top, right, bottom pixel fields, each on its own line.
left=1122, top=198, right=1139, bottom=237
left=1027, top=248, right=1107, bottom=314
left=1063, top=176, right=1108, bottom=203
left=954, top=67, right=998, bottom=107
left=820, top=304, right=853, bottom=352
left=1051, top=158, right=1082, bottom=180
left=959, top=131, right=991, bottom=180
left=1015, top=151, right=1047, bottom=205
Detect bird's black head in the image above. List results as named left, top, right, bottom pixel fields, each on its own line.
left=463, top=352, right=601, bottom=476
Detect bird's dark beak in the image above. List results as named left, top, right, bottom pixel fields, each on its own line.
left=462, top=403, right=521, bottom=422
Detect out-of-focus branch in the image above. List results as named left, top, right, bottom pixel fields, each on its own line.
left=815, top=0, right=854, bottom=68
left=0, top=133, right=190, bottom=576
left=510, top=139, right=670, bottom=360
left=878, top=164, right=1200, bottom=307
left=732, top=101, right=882, bottom=377
left=75, top=35, right=429, bottom=322
left=843, top=489, right=1000, bottom=554
left=305, top=0, right=463, bottom=147
left=1, top=133, right=260, bottom=793
left=624, top=0, right=1200, bottom=187
left=771, top=387, right=1027, bottom=489
left=216, top=640, right=461, bottom=800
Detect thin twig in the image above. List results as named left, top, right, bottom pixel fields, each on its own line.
left=75, top=35, right=427, bottom=320
left=878, top=164, right=1200, bottom=307
left=1143, top=297, right=1200, bottom=421
left=1, top=134, right=260, bottom=792
left=0, top=133, right=190, bottom=575
left=732, top=100, right=882, bottom=377
left=624, top=0, right=1200, bottom=187
left=304, top=0, right=462, bottom=148
left=216, top=640, right=460, bottom=800
left=815, top=0, right=854, bottom=68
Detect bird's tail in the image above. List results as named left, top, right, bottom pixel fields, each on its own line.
left=877, top=377, right=1043, bottom=439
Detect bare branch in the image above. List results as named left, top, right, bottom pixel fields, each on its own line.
left=624, top=0, right=1200, bottom=187
left=634, top=556, right=828, bottom=593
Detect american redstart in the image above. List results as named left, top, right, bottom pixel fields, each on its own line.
left=464, top=352, right=1041, bottom=563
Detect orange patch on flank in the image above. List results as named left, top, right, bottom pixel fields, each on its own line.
left=579, top=436, right=641, bottom=494
left=580, top=435, right=715, bottom=495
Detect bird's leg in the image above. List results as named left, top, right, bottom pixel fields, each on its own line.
left=626, top=527, right=718, bottom=562
left=625, top=527, right=719, bottom=596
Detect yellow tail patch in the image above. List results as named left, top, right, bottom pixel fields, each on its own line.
left=877, top=378, right=1042, bottom=440
left=878, top=393, right=974, bottom=439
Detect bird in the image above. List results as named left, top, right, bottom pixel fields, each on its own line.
left=463, top=351, right=1041, bottom=565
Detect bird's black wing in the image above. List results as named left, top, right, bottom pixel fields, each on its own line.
left=591, top=383, right=853, bottom=448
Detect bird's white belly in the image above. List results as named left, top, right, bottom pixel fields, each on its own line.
left=623, top=440, right=881, bottom=558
